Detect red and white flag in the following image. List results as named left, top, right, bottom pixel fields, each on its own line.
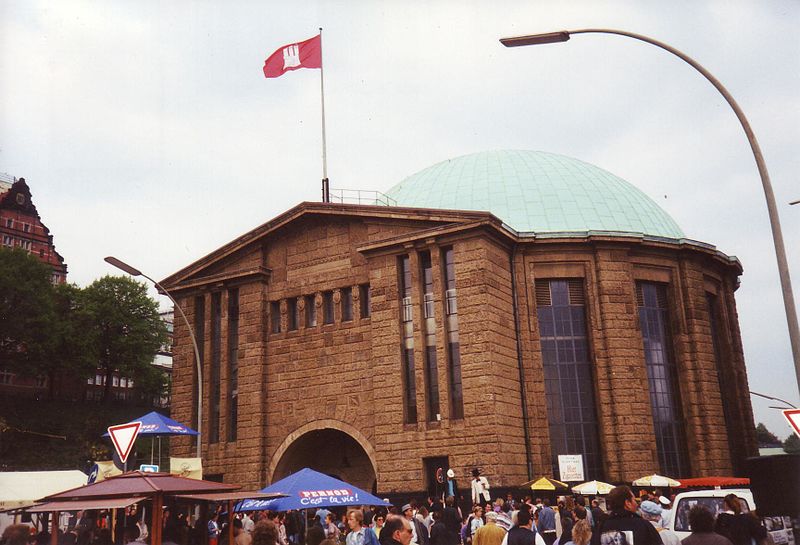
left=263, top=34, right=322, bottom=78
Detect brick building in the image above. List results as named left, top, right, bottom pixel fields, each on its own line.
left=0, top=175, right=67, bottom=284
left=1, top=175, right=68, bottom=395
left=162, top=150, right=757, bottom=495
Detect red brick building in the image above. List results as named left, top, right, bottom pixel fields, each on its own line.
left=163, top=151, right=757, bottom=495
left=0, top=176, right=67, bottom=283
left=1, top=175, right=68, bottom=395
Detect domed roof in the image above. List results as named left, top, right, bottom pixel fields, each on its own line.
left=385, top=150, right=684, bottom=239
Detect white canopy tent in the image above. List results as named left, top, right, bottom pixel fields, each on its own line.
left=0, top=470, right=88, bottom=532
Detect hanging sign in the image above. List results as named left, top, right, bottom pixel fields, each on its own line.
left=558, top=454, right=585, bottom=482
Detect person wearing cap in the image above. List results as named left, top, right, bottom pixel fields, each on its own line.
left=657, top=497, right=672, bottom=529
left=403, top=504, right=426, bottom=545
left=473, top=511, right=506, bottom=545
left=446, top=470, right=461, bottom=502
left=471, top=469, right=491, bottom=507
left=639, top=501, right=679, bottom=545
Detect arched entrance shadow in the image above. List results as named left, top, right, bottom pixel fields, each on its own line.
left=268, top=420, right=378, bottom=493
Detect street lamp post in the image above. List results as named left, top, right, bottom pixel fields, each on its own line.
left=105, top=256, right=203, bottom=459
left=500, top=28, right=800, bottom=395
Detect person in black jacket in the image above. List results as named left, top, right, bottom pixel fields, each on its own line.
left=589, top=486, right=662, bottom=545
left=714, top=494, right=766, bottom=545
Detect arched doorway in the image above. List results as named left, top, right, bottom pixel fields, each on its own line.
left=271, top=426, right=377, bottom=493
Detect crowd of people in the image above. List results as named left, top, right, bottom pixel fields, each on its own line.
left=1, top=486, right=767, bottom=545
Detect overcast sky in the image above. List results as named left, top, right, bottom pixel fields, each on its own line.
left=2, top=1, right=798, bottom=441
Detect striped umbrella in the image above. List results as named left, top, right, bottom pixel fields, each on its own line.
left=571, top=480, right=615, bottom=495
left=632, top=474, right=681, bottom=487
left=522, top=477, right=569, bottom=491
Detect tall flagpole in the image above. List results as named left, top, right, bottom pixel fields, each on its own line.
left=319, top=27, right=330, bottom=203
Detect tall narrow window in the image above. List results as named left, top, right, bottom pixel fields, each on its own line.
left=193, top=295, right=205, bottom=429
left=399, top=255, right=417, bottom=423
left=707, top=293, right=742, bottom=471
left=227, top=288, right=239, bottom=442
left=323, top=291, right=334, bottom=324
left=342, top=287, right=353, bottom=322
left=637, top=282, right=690, bottom=477
left=209, top=292, right=222, bottom=444
left=536, top=279, right=603, bottom=479
left=270, top=301, right=281, bottom=334
left=360, top=283, right=371, bottom=318
left=420, top=251, right=440, bottom=421
left=287, top=298, right=298, bottom=331
left=305, top=295, right=317, bottom=327
left=442, top=247, right=463, bottom=419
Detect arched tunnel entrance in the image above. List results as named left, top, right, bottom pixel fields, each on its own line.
left=271, top=428, right=377, bottom=493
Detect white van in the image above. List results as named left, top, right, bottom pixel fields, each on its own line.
left=667, top=489, right=756, bottom=541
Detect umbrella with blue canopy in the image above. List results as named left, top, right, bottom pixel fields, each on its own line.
left=237, top=467, right=390, bottom=512
left=102, top=411, right=198, bottom=467
left=102, top=411, right=199, bottom=437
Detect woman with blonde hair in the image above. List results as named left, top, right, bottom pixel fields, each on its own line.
left=559, top=519, right=591, bottom=545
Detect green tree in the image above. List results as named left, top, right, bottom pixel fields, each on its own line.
left=784, top=433, right=800, bottom=454
left=82, top=275, right=167, bottom=402
left=0, top=248, right=58, bottom=375
left=755, top=422, right=781, bottom=445
left=47, top=283, right=98, bottom=397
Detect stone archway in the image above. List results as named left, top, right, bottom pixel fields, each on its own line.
left=269, top=420, right=378, bottom=492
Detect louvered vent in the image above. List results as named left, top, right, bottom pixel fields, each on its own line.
left=535, top=281, right=552, bottom=306
left=567, top=279, right=585, bottom=305
left=636, top=282, right=668, bottom=309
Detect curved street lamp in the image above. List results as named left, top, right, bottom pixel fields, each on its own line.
left=105, top=256, right=203, bottom=459
left=500, top=28, right=800, bottom=394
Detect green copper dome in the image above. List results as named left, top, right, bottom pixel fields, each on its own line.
left=385, top=150, right=684, bottom=239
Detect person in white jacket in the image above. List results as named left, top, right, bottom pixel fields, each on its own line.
left=470, top=469, right=490, bottom=506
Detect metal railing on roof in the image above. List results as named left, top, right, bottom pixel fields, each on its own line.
left=328, top=188, right=397, bottom=207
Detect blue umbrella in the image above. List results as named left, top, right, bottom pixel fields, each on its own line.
left=102, top=411, right=198, bottom=437
left=102, top=412, right=198, bottom=468
left=237, top=468, right=389, bottom=511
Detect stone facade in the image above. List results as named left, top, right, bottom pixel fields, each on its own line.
left=163, top=202, right=757, bottom=494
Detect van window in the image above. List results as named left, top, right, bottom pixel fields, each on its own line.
left=674, top=497, right=750, bottom=532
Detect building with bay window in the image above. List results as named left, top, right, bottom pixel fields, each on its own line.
left=163, top=150, right=757, bottom=495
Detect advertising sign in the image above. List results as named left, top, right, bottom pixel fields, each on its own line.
left=558, top=455, right=585, bottom=482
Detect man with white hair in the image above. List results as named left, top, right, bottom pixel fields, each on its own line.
left=474, top=512, right=506, bottom=545
left=639, top=501, right=680, bottom=545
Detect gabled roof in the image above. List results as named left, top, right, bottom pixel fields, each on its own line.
left=160, top=201, right=499, bottom=290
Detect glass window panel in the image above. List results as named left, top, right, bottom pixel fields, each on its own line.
left=638, top=282, right=690, bottom=477
left=536, top=279, right=603, bottom=479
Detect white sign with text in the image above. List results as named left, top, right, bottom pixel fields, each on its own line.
left=558, top=455, right=585, bottom=482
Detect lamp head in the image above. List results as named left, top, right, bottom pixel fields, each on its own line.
left=500, top=31, right=570, bottom=47
left=104, top=256, right=142, bottom=277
